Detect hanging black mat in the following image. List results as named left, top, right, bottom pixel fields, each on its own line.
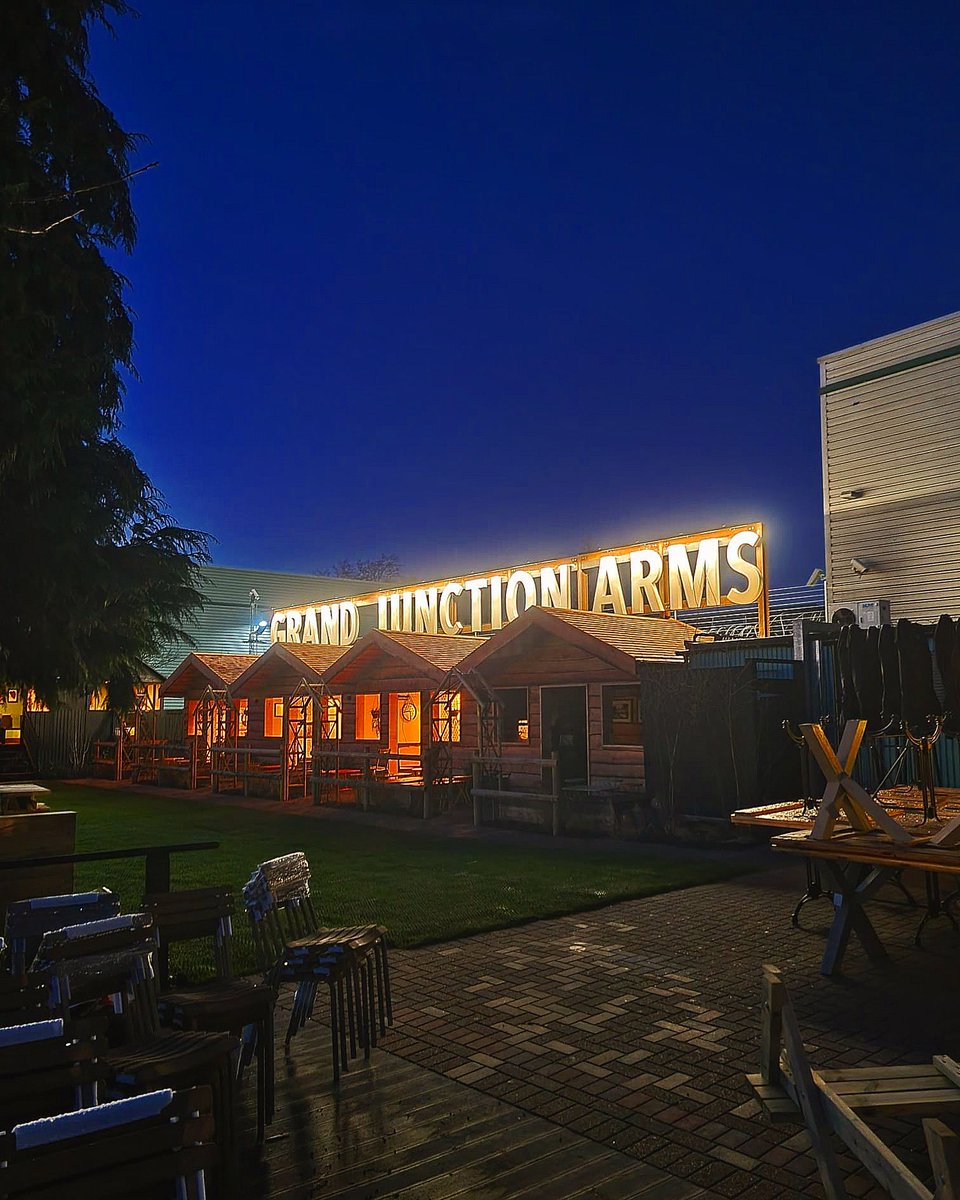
left=934, top=614, right=960, bottom=734
left=851, top=624, right=884, bottom=731
left=879, top=622, right=901, bottom=723
left=836, top=623, right=861, bottom=726
left=897, top=618, right=942, bottom=729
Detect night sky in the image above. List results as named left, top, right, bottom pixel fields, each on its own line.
left=91, top=1, right=960, bottom=588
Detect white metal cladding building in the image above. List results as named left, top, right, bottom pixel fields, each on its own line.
left=820, top=310, right=960, bottom=623
left=150, top=565, right=367, bottom=677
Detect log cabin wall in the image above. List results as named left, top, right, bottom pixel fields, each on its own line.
left=468, top=627, right=661, bottom=790
left=587, top=682, right=645, bottom=789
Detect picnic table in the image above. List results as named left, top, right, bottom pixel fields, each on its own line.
left=772, top=829, right=960, bottom=975
left=0, top=782, right=51, bottom=815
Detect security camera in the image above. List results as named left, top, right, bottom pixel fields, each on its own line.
left=249, top=588, right=260, bottom=603
left=806, top=568, right=826, bottom=587
left=850, top=557, right=869, bottom=576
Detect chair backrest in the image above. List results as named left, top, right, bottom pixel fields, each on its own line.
left=243, top=854, right=320, bottom=976
left=0, top=1016, right=108, bottom=1129
left=32, top=914, right=161, bottom=1041
left=0, top=1085, right=216, bottom=1200
left=5, top=892, right=121, bottom=977
left=141, top=887, right=236, bottom=986
left=0, top=976, right=47, bottom=1030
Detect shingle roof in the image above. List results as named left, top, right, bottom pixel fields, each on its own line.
left=193, top=653, right=260, bottom=686
left=377, top=631, right=487, bottom=672
left=540, top=609, right=701, bottom=662
left=281, top=644, right=350, bottom=675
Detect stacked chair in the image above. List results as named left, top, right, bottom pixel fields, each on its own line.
left=243, top=852, right=392, bottom=1082
left=143, top=886, right=275, bottom=1141
left=29, top=911, right=239, bottom=1196
left=5, top=890, right=121, bottom=976
left=0, top=1085, right=216, bottom=1199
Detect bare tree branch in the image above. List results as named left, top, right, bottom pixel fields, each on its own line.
left=4, top=209, right=83, bottom=235
left=13, top=161, right=159, bottom=206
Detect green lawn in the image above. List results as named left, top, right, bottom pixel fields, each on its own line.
left=43, top=784, right=748, bottom=979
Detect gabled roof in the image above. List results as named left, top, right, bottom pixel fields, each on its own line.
left=458, top=607, right=701, bottom=676
left=160, top=652, right=258, bottom=697
left=230, top=641, right=347, bottom=697
left=325, top=629, right=486, bottom=687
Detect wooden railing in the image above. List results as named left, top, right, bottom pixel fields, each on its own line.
left=471, top=753, right=561, bottom=835
left=311, top=748, right=472, bottom=817
left=210, top=746, right=281, bottom=794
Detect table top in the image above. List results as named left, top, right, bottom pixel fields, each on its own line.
left=772, top=828, right=960, bottom=874
left=0, top=783, right=50, bottom=797
left=733, top=787, right=960, bottom=832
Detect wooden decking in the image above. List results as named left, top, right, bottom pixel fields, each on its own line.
left=238, top=996, right=717, bottom=1200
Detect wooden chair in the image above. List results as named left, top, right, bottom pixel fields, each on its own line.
left=243, top=853, right=391, bottom=1081
left=0, top=1084, right=216, bottom=1200
left=4, top=890, right=120, bottom=976
left=747, top=963, right=960, bottom=1199
left=0, top=1016, right=108, bottom=1130
left=142, top=886, right=275, bottom=1142
left=31, top=914, right=239, bottom=1198
left=249, top=851, right=392, bottom=1032
left=0, top=976, right=47, bottom=1030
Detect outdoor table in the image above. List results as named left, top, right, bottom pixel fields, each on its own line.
left=0, top=782, right=51, bottom=815
left=771, top=829, right=960, bottom=975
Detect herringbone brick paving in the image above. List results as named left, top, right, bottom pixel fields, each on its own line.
left=386, top=861, right=960, bottom=1199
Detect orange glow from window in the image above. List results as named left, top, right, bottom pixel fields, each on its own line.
left=25, top=690, right=49, bottom=713
left=355, top=694, right=380, bottom=740
left=431, top=691, right=461, bottom=743
left=320, top=696, right=341, bottom=739
left=89, top=687, right=109, bottom=712
left=236, top=698, right=248, bottom=738
left=264, top=697, right=284, bottom=738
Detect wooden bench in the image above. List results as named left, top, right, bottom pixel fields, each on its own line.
left=747, top=964, right=960, bottom=1199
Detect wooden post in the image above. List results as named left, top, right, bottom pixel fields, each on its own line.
left=472, top=759, right=481, bottom=828
left=361, top=754, right=370, bottom=813
left=924, top=1118, right=960, bottom=1200
left=760, top=963, right=784, bottom=1085
left=551, top=752, right=560, bottom=837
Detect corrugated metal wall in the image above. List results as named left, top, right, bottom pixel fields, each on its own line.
left=677, top=583, right=825, bottom=638
left=150, top=566, right=367, bottom=676
left=820, top=311, right=960, bottom=622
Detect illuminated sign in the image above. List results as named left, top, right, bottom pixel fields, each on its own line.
left=270, top=522, right=768, bottom=647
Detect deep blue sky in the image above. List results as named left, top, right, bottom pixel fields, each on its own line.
left=91, top=1, right=960, bottom=587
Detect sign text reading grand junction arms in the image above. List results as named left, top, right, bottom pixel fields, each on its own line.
left=270, top=522, right=768, bottom=647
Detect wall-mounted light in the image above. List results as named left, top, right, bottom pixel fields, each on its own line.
left=850, top=557, right=870, bottom=576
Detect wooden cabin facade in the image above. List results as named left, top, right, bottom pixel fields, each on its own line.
left=228, top=643, right=347, bottom=801
left=316, top=630, right=484, bottom=815
left=154, top=653, right=258, bottom=788
left=458, top=608, right=699, bottom=835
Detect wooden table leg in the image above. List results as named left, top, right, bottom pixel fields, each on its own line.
left=819, top=861, right=891, bottom=976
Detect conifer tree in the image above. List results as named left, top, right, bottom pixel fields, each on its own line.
left=0, top=1, right=208, bottom=704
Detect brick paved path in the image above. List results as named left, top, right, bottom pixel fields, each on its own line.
left=386, top=862, right=960, bottom=1200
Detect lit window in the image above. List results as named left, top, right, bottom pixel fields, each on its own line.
left=601, top=685, right=642, bottom=746
left=355, top=694, right=380, bottom=740
left=264, top=697, right=284, bottom=738
left=134, top=683, right=160, bottom=712
left=25, top=690, right=49, bottom=713
left=432, top=691, right=461, bottom=743
left=320, top=696, right=341, bottom=740
left=186, top=699, right=200, bottom=736
left=496, top=689, right=528, bottom=744
left=236, top=699, right=248, bottom=738
left=89, top=687, right=109, bottom=712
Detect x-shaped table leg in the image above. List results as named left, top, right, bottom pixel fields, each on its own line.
left=819, top=858, right=891, bottom=975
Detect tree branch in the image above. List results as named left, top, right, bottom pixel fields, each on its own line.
left=4, top=209, right=83, bottom=235
left=13, top=161, right=159, bottom=206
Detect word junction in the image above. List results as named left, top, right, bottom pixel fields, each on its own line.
left=270, top=523, right=767, bottom=648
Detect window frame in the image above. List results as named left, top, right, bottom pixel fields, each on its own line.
left=600, top=683, right=643, bottom=749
